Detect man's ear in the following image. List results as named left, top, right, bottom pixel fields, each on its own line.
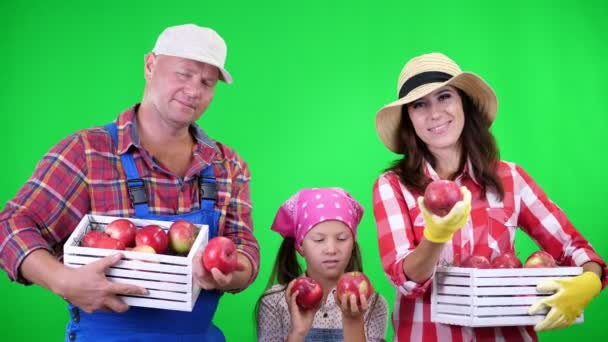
left=144, top=53, right=157, bottom=81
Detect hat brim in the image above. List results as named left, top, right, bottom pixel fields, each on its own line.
left=154, top=52, right=233, bottom=84
left=375, top=72, right=497, bottom=153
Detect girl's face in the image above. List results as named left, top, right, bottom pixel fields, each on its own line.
left=406, top=85, right=465, bottom=156
left=301, top=220, right=354, bottom=281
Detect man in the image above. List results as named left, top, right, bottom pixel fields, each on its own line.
left=0, top=24, right=259, bottom=341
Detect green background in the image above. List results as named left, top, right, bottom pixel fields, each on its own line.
left=1, top=0, right=607, bottom=340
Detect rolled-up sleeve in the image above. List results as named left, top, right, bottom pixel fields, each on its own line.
left=372, top=173, right=433, bottom=298
left=221, top=151, right=260, bottom=290
left=514, top=164, right=608, bottom=288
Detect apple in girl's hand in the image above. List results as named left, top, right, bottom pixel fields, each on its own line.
left=491, top=252, right=522, bottom=268
left=135, top=225, right=169, bottom=254
left=524, top=251, right=556, bottom=268
left=105, top=219, right=137, bottom=247
left=168, top=220, right=197, bottom=254
left=291, top=277, right=324, bottom=310
left=336, top=272, right=374, bottom=305
left=81, top=230, right=108, bottom=247
left=423, top=180, right=463, bottom=216
left=95, top=236, right=126, bottom=250
left=202, top=236, right=238, bottom=273
left=461, top=255, right=491, bottom=269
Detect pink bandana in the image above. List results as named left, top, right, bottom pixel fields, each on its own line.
left=271, top=188, right=364, bottom=253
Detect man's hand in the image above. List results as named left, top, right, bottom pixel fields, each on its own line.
left=192, top=250, right=246, bottom=291
left=418, top=186, right=472, bottom=243
left=59, top=253, right=148, bottom=313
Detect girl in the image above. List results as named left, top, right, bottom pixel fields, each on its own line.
left=372, top=52, right=606, bottom=341
left=256, top=188, right=388, bottom=341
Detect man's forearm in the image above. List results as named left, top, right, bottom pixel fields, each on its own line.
left=19, top=249, right=68, bottom=296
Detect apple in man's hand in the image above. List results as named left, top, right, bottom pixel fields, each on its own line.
left=423, top=180, right=463, bottom=216
left=202, top=236, right=238, bottom=274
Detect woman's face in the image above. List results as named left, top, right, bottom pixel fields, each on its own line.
left=406, top=85, right=465, bottom=155
left=300, top=220, right=354, bottom=281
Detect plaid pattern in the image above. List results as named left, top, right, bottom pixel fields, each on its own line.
left=0, top=105, right=259, bottom=286
left=373, top=160, right=607, bottom=342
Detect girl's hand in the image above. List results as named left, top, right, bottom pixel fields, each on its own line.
left=285, top=279, right=320, bottom=340
left=336, top=291, right=369, bottom=321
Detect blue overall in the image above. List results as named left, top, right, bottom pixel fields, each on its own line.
left=64, top=123, right=224, bottom=341
left=304, top=328, right=343, bottom=341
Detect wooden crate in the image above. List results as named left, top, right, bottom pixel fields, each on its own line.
left=431, top=266, right=583, bottom=327
left=63, top=214, right=209, bottom=311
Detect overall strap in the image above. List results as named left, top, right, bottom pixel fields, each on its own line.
left=199, top=165, right=217, bottom=211
left=104, top=123, right=150, bottom=217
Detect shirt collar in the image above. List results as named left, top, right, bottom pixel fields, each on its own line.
left=114, top=104, right=220, bottom=161
left=423, top=157, right=480, bottom=185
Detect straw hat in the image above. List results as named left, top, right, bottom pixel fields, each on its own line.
left=375, top=53, right=497, bottom=153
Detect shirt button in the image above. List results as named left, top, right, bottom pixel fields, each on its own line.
left=69, top=332, right=76, bottom=340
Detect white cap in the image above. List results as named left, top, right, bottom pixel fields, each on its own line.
left=152, top=24, right=233, bottom=84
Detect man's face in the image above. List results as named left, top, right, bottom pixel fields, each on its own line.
left=143, top=53, right=220, bottom=128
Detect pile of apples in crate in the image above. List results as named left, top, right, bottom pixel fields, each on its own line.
left=80, top=218, right=238, bottom=273
left=81, top=219, right=196, bottom=255
left=454, top=251, right=556, bottom=269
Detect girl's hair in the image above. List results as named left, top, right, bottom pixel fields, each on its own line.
left=254, top=237, right=363, bottom=325
left=387, top=89, right=504, bottom=200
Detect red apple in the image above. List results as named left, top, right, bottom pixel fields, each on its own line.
left=423, top=180, right=463, bottom=216
left=491, top=252, right=522, bottom=268
left=202, top=236, right=238, bottom=274
left=524, top=251, right=556, bottom=268
left=105, top=219, right=137, bottom=247
left=461, top=255, right=491, bottom=269
left=135, top=225, right=169, bottom=254
left=336, top=272, right=374, bottom=305
left=81, top=230, right=108, bottom=247
left=168, top=220, right=198, bottom=254
left=290, top=277, right=324, bottom=310
left=95, top=236, right=126, bottom=250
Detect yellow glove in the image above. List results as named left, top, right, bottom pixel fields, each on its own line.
left=528, top=272, right=602, bottom=331
left=417, top=186, right=472, bottom=243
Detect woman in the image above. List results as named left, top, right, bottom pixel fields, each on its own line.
left=372, top=52, right=605, bottom=341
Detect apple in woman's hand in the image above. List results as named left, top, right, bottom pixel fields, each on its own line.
left=424, top=180, right=463, bottom=216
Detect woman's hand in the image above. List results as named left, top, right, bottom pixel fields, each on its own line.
left=418, top=186, right=472, bottom=243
